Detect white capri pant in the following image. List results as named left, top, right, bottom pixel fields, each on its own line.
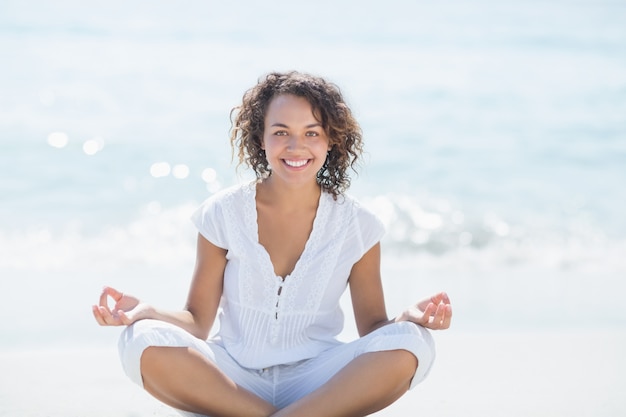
left=119, top=319, right=435, bottom=417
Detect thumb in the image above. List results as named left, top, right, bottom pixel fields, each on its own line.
left=117, top=310, right=136, bottom=326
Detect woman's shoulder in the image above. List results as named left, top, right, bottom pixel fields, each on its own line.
left=191, top=182, right=255, bottom=242
left=326, top=192, right=385, bottom=229
left=200, top=181, right=255, bottom=207
left=321, top=192, right=385, bottom=252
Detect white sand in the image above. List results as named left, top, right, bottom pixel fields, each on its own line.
left=2, top=329, right=624, bottom=417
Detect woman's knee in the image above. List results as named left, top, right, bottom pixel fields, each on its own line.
left=391, top=321, right=435, bottom=347
left=141, top=345, right=170, bottom=365
left=119, top=319, right=188, bottom=351
left=386, top=349, right=419, bottom=375
left=140, top=346, right=184, bottom=378
left=118, top=320, right=187, bottom=386
left=363, top=321, right=436, bottom=386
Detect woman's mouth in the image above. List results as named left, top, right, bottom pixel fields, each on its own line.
left=283, top=159, right=309, bottom=168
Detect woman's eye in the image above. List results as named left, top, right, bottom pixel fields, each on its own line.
left=274, top=131, right=287, bottom=136
left=305, top=131, right=319, bottom=137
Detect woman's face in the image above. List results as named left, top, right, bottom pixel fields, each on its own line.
left=262, top=94, right=330, bottom=187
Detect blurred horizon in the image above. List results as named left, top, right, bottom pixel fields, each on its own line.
left=1, top=0, right=625, bottom=348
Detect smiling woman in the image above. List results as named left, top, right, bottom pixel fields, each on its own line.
left=93, top=71, right=452, bottom=417
left=3, top=1, right=626, bottom=415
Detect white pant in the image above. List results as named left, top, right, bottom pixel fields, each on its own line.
left=119, top=319, right=435, bottom=416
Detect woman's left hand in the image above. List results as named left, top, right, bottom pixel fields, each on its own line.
left=397, top=292, right=452, bottom=330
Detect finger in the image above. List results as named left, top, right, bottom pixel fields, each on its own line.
left=420, top=303, right=436, bottom=325
left=427, top=303, right=443, bottom=328
left=431, top=292, right=449, bottom=305
left=119, top=309, right=136, bottom=325
left=98, top=305, right=120, bottom=326
left=108, top=287, right=124, bottom=303
left=99, top=286, right=120, bottom=308
left=92, top=305, right=107, bottom=326
left=433, top=303, right=447, bottom=327
left=441, top=292, right=451, bottom=304
left=117, top=310, right=128, bottom=326
left=100, top=286, right=124, bottom=304
left=441, top=304, right=453, bottom=329
left=95, top=305, right=115, bottom=326
left=97, top=305, right=112, bottom=324
left=431, top=304, right=452, bottom=329
left=98, top=288, right=110, bottom=308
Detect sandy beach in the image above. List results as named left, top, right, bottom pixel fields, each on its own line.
left=2, top=329, right=624, bottom=417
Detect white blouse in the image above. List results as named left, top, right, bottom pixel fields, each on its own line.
left=191, top=181, right=385, bottom=369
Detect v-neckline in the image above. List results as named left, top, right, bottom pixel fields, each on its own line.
left=250, top=182, right=325, bottom=281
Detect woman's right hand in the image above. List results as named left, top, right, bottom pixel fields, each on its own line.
left=92, top=286, right=153, bottom=326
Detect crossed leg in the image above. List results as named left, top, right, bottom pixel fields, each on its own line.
left=141, top=346, right=277, bottom=417
left=272, top=350, right=417, bottom=417
left=140, top=347, right=417, bottom=417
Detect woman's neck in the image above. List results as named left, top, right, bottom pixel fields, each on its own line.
left=256, top=177, right=321, bottom=212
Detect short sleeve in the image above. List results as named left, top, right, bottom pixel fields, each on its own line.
left=190, top=194, right=228, bottom=249
left=353, top=202, right=386, bottom=256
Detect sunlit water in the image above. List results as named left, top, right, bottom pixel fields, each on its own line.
left=1, top=0, right=625, bottom=349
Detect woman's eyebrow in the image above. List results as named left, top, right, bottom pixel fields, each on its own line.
left=269, top=123, right=322, bottom=128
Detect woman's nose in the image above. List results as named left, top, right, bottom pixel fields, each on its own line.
left=286, top=133, right=304, bottom=150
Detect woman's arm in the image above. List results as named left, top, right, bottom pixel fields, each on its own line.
left=182, top=233, right=227, bottom=339
left=92, top=233, right=226, bottom=340
left=348, top=243, right=391, bottom=337
left=349, top=243, right=452, bottom=336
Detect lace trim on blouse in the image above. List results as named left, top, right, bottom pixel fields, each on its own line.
left=233, top=182, right=354, bottom=315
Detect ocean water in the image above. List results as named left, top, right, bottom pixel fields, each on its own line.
left=1, top=0, right=625, bottom=350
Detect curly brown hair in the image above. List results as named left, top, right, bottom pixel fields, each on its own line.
left=229, top=71, right=363, bottom=198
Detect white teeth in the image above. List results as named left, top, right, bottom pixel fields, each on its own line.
left=284, top=159, right=308, bottom=167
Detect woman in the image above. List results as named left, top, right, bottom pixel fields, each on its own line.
left=93, top=71, right=452, bottom=417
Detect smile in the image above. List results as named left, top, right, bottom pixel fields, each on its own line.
left=283, top=159, right=309, bottom=168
